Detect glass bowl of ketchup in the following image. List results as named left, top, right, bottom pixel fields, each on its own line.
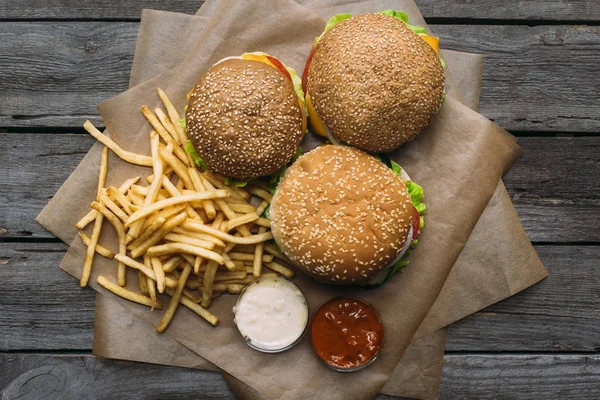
left=310, top=296, right=384, bottom=372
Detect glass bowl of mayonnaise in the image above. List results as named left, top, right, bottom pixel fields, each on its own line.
left=233, top=275, right=308, bottom=353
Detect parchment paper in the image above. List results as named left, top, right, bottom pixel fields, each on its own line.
left=47, top=1, right=520, bottom=399
left=35, top=1, right=543, bottom=399
left=92, top=8, right=472, bottom=400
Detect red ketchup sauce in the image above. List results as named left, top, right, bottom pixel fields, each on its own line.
left=311, top=297, right=383, bottom=371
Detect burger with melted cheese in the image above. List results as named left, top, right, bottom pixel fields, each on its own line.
left=269, top=145, right=425, bottom=286
left=185, top=52, right=307, bottom=182
left=302, top=11, right=445, bottom=153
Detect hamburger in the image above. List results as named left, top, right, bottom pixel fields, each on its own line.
left=269, top=145, right=425, bottom=286
left=303, top=11, right=445, bottom=153
left=185, top=52, right=307, bottom=182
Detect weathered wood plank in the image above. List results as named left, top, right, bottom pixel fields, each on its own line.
left=0, top=354, right=236, bottom=400
left=2, top=134, right=598, bottom=241
left=0, top=243, right=94, bottom=351
left=0, top=0, right=599, bottom=21
left=0, top=133, right=95, bottom=238
left=1, top=354, right=598, bottom=399
left=1, top=243, right=597, bottom=352
left=446, top=245, right=600, bottom=352
left=0, top=22, right=599, bottom=132
left=439, top=354, right=600, bottom=399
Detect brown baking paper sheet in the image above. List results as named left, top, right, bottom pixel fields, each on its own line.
left=35, top=1, right=544, bottom=398
left=96, top=8, right=449, bottom=399
left=52, top=2, right=521, bottom=399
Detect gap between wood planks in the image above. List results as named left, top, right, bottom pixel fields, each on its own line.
left=1, top=17, right=600, bottom=26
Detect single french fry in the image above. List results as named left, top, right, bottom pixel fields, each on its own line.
left=265, top=261, right=295, bottom=279
left=157, top=88, right=187, bottom=145
left=182, top=220, right=273, bottom=244
left=127, top=217, right=166, bottom=248
left=154, top=107, right=180, bottom=144
left=129, top=212, right=187, bottom=258
left=115, top=253, right=155, bottom=280
left=91, top=202, right=127, bottom=286
left=248, top=187, right=273, bottom=202
left=81, top=213, right=103, bottom=287
left=229, top=252, right=273, bottom=263
left=166, top=287, right=219, bottom=326
left=159, top=149, right=193, bottom=188
left=162, top=255, right=183, bottom=272
left=150, top=257, right=166, bottom=293
left=254, top=217, right=271, bottom=228
left=264, top=243, right=290, bottom=262
left=97, top=146, right=109, bottom=199
left=139, top=270, right=149, bottom=295
left=226, top=213, right=259, bottom=232
left=163, top=233, right=215, bottom=250
left=126, top=191, right=228, bottom=227
left=211, top=212, right=224, bottom=229
left=255, top=200, right=269, bottom=217
left=141, top=105, right=176, bottom=146
left=253, top=226, right=267, bottom=277
left=97, top=275, right=161, bottom=309
left=189, top=167, right=216, bottom=219
left=157, top=263, right=192, bottom=333
left=84, top=121, right=152, bottom=166
left=193, top=256, right=203, bottom=274
left=201, top=260, right=219, bottom=308
left=146, top=243, right=224, bottom=265
left=213, top=271, right=247, bottom=282
left=78, top=231, right=114, bottom=259
left=147, top=276, right=158, bottom=310
left=186, top=279, right=202, bottom=290
left=211, top=283, right=246, bottom=294
left=228, top=203, right=256, bottom=214
left=221, top=252, right=237, bottom=271
left=182, top=288, right=201, bottom=303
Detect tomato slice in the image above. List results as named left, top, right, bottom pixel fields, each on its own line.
left=266, top=55, right=292, bottom=82
left=410, top=204, right=420, bottom=240
left=302, top=46, right=316, bottom=94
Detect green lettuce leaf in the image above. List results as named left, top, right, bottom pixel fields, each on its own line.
left=378, top=10, right=427, bottom=34
left=285, top=66, right=307, bottom=131
left=319, top=11, right=427, bottom=42
left=224, top=177, right=249, bottom=188
left=324, top=13, right=352, bottom=34
left=185, top=140, right=209, bottom=170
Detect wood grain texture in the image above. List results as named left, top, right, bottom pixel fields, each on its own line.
left=0, top=23, right=600, bottom=132
left=1, top=354, right=598, bottom=400
left=2, top=134, right=598, bottom=241
left=0, top=354, right=235, bottom=400
left=0, top=243, right=597, bottom=352
left=439, top=354, right=600, bottom=399
left=0, top=0, right=598, bottom=21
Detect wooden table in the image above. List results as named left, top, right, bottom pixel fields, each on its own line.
left=1, top=1, right=599, bottom=398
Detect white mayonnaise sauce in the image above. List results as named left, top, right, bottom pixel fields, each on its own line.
left=233, top=276, right=308, bottom=352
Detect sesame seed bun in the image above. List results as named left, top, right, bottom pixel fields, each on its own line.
left=186, top=58, right=304, bottom=179
left=270, top=145, right=413, bottom=285
left=306, top=13, right=445, bottom=153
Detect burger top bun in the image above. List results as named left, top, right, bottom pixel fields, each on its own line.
left=270, top=145, right=413, bottom=285
left=307, top=13, right=445, bottom=153
left=187, top=58, right=303, bottom=180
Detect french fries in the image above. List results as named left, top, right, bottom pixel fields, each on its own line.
left=75, top=88, right=293, bottom=333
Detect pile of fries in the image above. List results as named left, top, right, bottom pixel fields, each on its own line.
left=76, top=88, right=294, bottom=332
